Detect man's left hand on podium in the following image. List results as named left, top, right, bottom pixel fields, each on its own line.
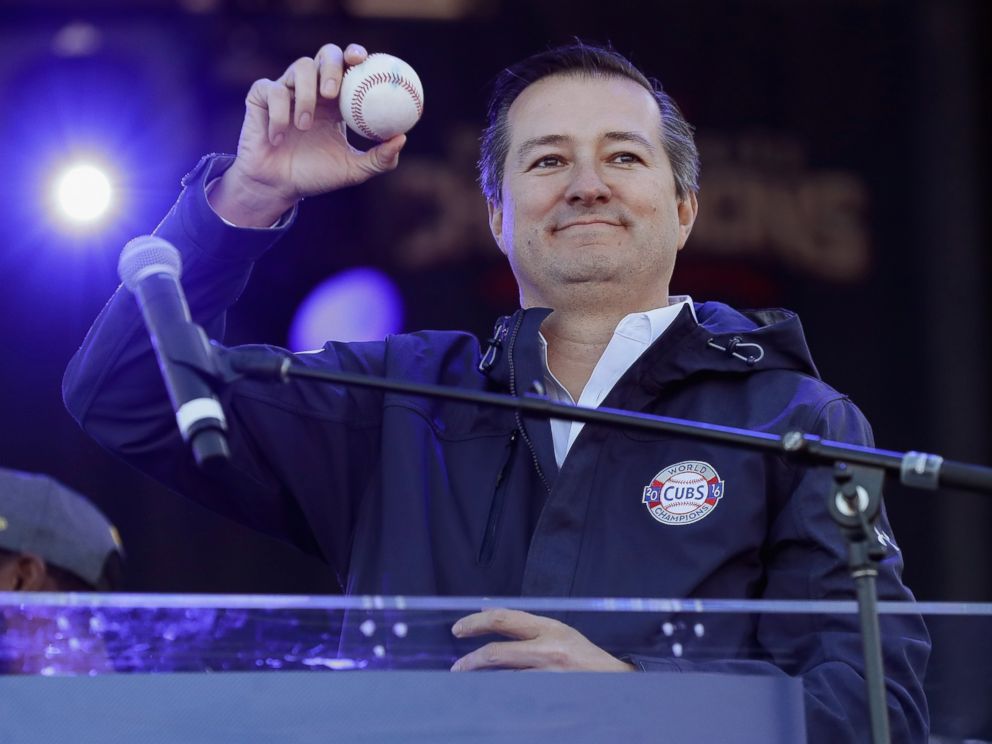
left=450, top=608, right=637, bottom=672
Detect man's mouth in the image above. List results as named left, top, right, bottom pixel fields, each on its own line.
left=554, top=218, right=624, bottom=232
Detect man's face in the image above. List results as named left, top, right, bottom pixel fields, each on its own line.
left=488, top=74, right=697, bottom=310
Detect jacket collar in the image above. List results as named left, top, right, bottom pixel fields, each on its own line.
left=480, top=302, right=821, bottom=395
left=479, top=307, right=552, bottom=392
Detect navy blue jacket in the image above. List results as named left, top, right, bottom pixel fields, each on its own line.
left=64, top=155, right=929, bottom=742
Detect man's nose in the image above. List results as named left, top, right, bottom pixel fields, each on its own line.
left=565, top=162, right=611, bottom=205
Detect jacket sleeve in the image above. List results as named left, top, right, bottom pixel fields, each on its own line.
left=626, top=397, right=930, bottom=744
left=62, top=154, right=386, bottom=578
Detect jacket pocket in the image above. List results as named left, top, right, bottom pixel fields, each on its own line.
left=478, top=430, right=518, bottom=565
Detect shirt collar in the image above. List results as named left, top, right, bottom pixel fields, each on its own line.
left=538, top=296, right=696, bottom=355
left=614, top=295, right=696, bottom=345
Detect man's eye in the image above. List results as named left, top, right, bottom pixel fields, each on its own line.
left=611, top=152, right=642, bottom=164
left=532, top=155, right=563, bottom=168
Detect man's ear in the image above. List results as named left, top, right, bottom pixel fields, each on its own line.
left=676, top=192, right=699, bottom=251
left=487, top=200, right=508, bottom=257
left=0, top=553, right=49, bottom=591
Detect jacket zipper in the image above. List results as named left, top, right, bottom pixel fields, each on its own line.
left=478, top=429, right=519, bottom=565
left=506, top=311, right=552, bottom=495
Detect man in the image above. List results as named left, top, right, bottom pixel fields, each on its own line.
left=64, top=42, right=928, bottom=740
left=0, top=467, right=123, bottom=592
left=0, top=467, right=123, bottom=675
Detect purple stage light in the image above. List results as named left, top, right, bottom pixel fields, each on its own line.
left=288, top=267, right=404, bottom=350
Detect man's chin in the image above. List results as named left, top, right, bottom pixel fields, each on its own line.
left=548, top=264, right=625, bottom=287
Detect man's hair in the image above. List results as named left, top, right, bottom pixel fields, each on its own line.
left=478, top=42, right=700, bottom=205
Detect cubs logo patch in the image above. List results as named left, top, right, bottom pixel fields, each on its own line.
left=642, top=461, right=725, bottom=526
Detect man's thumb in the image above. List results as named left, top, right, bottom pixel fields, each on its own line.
left=366, top=134, right=407, bottom=173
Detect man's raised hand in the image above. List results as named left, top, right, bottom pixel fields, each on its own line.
left=209, top=42, right=406, bottom=227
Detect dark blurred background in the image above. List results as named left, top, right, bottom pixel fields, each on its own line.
left=0, top=0, right=988, bottom=601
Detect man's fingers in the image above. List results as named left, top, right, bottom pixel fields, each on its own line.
left=317, top=43, right=367, bottom=99
left=315, top=43, right=344, bottom=98
left=246, top=79, right=292, bottom=147
left=343, top=42, right=368, bottom=67
left=450, top=614, right=633, bottom=673
left=266, top=83, right=292, bottom=145
left=451, top=608, right=552, bottom=641
left=262, top=43, right=371, bottom=132
left=282, top=57, right=318, bottom=130
left=358, top=134, right=406, bottom=175
left=451, top=640, right=544, bottom=672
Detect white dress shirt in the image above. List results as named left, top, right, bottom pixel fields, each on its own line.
left=538, top=296, right=696, bottom=468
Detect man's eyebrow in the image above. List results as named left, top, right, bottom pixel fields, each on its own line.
left=514, top=131, right=657, bottom=164
left=515, top=134, right=569, bottom=163
left=603, top=131, right=657, bottom=153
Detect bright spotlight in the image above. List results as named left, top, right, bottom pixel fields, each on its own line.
left=54, top=163, right=113, bottom=223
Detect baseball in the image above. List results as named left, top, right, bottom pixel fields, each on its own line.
left=339, top=53, right=424, bottom=142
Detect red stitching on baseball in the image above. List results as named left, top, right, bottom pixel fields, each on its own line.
left=348, top=71, right=423, bottom=140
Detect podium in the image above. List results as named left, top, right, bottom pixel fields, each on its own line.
left=0, top=593, right=987, bottom=743
left=0, top=670, right=804, bottom=743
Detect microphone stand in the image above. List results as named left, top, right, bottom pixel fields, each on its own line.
left=221, top=348, right=992, bottom=492
left=829, top=463, right=891, bottom=744
left=201, top=346, right=992, bottom=744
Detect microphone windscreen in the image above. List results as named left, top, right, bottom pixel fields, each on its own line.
left=118, top=235, right=182, bottom=290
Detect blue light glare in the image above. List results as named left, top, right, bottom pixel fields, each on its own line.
left=288, top=268, right=405, bottom=350
left=2, top=47, right=198, bottom=262
left=53, top=162, right=114, bottom=224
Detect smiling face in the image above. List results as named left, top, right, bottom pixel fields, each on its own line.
left=488, top=73, right=697, bottom=313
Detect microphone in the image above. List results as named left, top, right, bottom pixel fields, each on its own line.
left=117, top=235, right=229, bottom=466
